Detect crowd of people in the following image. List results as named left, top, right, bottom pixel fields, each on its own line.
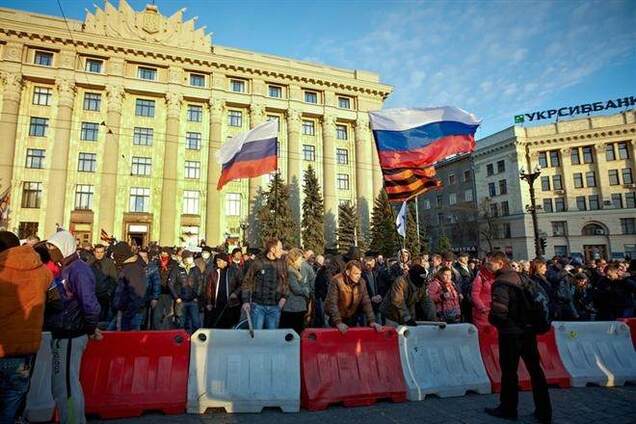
left=1, top=227, right=635, bottom=423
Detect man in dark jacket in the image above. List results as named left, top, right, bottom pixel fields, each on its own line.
left=152, top=247, right=186, bottom=330
left=381, top=264, right=435, bottom=325
left=454, top=252, right=474, bottom=323
left=139, top=248, right=161, bottom=329
left=174, top=250, right=203, bottom=333
left=92, top=243, right=117, bottom=326
left=362, top=256, right=384, bottom=324
left=111, top=242, right=148, bottom=331
left=485, top=252, right=551, bottom=423
left=204, top=253, right=241, bottom=328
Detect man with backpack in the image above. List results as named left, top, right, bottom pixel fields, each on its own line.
left=485, top=252, right=552, bottom=424
left=91, top=244, right=117, bottom=327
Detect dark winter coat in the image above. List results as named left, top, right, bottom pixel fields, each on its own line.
left=380, top=274, right=436, bottom=324
left=113, top=256, right=148, bottom=330
left=241, top=255, right=288, bottom=306
left=177, top=264, right=205, bottom=302
left=325, top=272, right=375, bottom=325
left=489, top=270, right=525, bottom=335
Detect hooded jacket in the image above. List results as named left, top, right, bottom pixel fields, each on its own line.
left=471, top=266, right=495, bottom=329
left=0, top=245, right=52, bottom=357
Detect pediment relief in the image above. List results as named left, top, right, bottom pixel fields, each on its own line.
left=83, top=0, right=211, bottom=52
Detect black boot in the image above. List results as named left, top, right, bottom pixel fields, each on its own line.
left=533, top=411, right=552, bottom=424
left=485, top=406, right=518, bottom=421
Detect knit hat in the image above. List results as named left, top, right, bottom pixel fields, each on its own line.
left=112, top=241, right=133, bottom=265
left=215, top=253, right=229, bottom=264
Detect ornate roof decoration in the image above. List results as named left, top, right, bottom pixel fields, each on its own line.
left=83, top=0, right=211, bottom=52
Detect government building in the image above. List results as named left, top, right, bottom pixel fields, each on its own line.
left=0, top=1, right=391, bottom=247
left=472, top=110, right=636, bottom=261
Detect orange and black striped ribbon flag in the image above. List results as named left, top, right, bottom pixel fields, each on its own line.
left=382, top=166, right=442, bottom=202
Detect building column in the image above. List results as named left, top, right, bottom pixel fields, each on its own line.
left=0, top=71, right=23, bottom=218
left=559, top=147, right=577, bottom=210
left=98, top=85, right=125, bottom=238
left=322, top=114, right=337, bottom=247
left=45, top=79, right=75, bottom=234
left=205, top=98, right=223, bottom=245
left=370, top=133, right=383, bottom=199
left=247, top=104, right=266, bottom=240
left=355, top=116, right=373, bottom=235
left=159, top=91, right=183, bottom=245
left=594, top=144, right=610, bottom=201
left=631, top=140, right=636, bottom=175
left=287, top=109, right=302, bottom=226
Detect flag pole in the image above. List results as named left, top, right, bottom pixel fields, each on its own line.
left=414, top=195, right=421, bottom=249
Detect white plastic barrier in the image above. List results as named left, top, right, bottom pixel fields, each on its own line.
left=24, top=332, right=55, bottom=422
left=553, top=321, right=636, bottom=387
left=187, top=329, right=300, bottom=413
left=397, top=324, right=491, bottom=400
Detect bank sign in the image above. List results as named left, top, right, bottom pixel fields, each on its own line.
left=514, top=96, right=635, bottom=124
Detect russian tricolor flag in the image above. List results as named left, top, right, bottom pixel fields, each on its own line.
left=369, top=106, right=480, bottom=202
left=216, top=120, right=278, bottom=190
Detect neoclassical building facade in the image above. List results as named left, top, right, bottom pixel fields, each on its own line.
left=0, top=1, right=391, bottom=246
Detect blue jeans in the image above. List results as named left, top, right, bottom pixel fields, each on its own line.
left=0, top=355, right=34, bottom=424
left=107, top=311, right=145, bottom=331
left=182, top=301, right=201, bottom=333
left=250, top=303, right=281, bottom=329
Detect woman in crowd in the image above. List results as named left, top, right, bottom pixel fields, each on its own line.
left=471, top=258, right=496, bottom=330
left=280, top=248, right=312, bottom=335
left=428, top=267, right=462, bottom=323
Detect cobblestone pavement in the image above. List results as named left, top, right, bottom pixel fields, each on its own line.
left=93, top=386, right=636, bottom=424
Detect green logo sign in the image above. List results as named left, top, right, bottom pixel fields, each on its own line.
left=514, top=115, right=525, bottom=124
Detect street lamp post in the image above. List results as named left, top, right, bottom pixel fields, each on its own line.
left=519, top=165, right=543, bottom=258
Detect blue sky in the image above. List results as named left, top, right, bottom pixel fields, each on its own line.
left=3, top=0, right=635, bottom=137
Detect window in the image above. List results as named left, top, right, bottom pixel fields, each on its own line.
left=501, top=201, right=510, bottom=216
left=622, top=168, right=633, bottom=184
left=302, top=120, right=315, bottom=136
left=18, top=222, right=39, bottom=240
left=582, top=146, right=594, bottom=164
left=588, top=195, right=600, bottom=210
left=449, top=193, right=457, bottom=205
left=336, top=148, right=349, bottom=165
left=80, top=122, right=99, bottom=141
left=187, top=105, right=203, bottom=122
left=230, top=79, right=245, bottom=93
left=34, top=51, right=53, bottom=66
left=184, top=161, right=200, bottom=179
left=228, top=110, right=242, bottom=127
left=135, top=99, right=155, bottom=117
left=337, top=174, right=350, bottom=190
left=190, top=73, right=205, bottom=87
left=606, top=143, right=616, bottom=161
left=77, top=153, right=96, bottom=172
left=463, top=169, right=471, bottom=182
left=85, top=59, right=102, bottom=73
left=333, top=97, right=349, bottom=110
left=29, top=117, right=48, bottom=137
left=555, top=197, right=566, bottom=212
left=625, top=244, right=636, bottom=260
left=225, top=193, right=241, bottom=216
left=543, top=198, right=553, bottom=213
left=423, top=199, right=431, bottom=209
left=552, top=221, right=567, bottom=236
left=552, top=175, right=563, bottom=190
left=538, top=152, right=548, bottom=168
left=618, top=142, right=630, bottom=160
left=576, top=196, right=586, bottom=211
left=25, top=149, right=45, bottom=169
left=304, top=91, right=318, bottom=104
left=488, top=182, right=496, bottom=197
left=609, top=170, right=620, bottom=185
left=627, top=192, right=636, bottom=208
left=502, top=223, right=511, bottom=239
left=621, top=218, right=636, bottom=234
left=486, top=164, right=494, bottom=176
left=131, top=157, right=151, bottom=176
left=133, top=127, right=153, bottom=146
left=541, top=176, right=551, bottom=191
left=571, top=148, right=580, bottom=165
left=490, top=203, right=499, bottom=217
left=449, top=174, right=456, bottom=185
left=585, top=171, right=597, bottom=188
left=83, top=93, right=101, bottom=111
left=303, top=144, right=315, bottom=161
left=268, top=85, right=282, bottom=98
left=464, top=189, right=473, bottom=202
left=554, top=245, right=568, bottom=257
left=137, top=67, right=157, bottom=80
left=497, top=160, right=505, bottom=173
left=32, top=87, right=52, bottom=106
left=129, top=188, right=150, bottom=212
left=183, top=191, right=200, bottom=215
left=573, top=173, right=584, bottom=188
left=336, top=125, right=348, bottom=140
left=21, top=182, right=42, bottom=208
left=436, top=194, right=443, bottom=207
left=74, top=185, right=94, bottom=210
left=186, top=132, right=200, bottom=150
left=437, top=213, right=444, bottom=225
left=499, top=179, right=507, bottom=195
left=612, top=193, right=623, bottom=209
left=549, top=150, right=560, bottom=167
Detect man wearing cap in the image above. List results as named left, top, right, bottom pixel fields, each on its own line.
left=152, top=247, right=186, bottom=330
left=173, top=250, right=203, bottom=332
left=204, top=253, right=241, bottom=328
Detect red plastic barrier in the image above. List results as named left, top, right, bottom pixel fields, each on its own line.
left=79, top=330, right=190, bottom=419
left=301, top=327, right=407, bottom=411
left=619, top=318, right=636, bottom=348
left=479, top=325, right=570, bottom=392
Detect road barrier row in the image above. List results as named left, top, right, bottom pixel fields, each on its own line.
left=24, top=320, right=636, bottom=420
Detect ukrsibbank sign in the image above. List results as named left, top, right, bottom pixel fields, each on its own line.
left=514, top=96, right=635, bottom=124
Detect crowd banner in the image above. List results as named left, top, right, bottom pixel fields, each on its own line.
left=24, top=332, right=55, bottom=422
left=187, top=329, right=301, bottom=413
left=479, top=325, right=532, bottom=392
left=618, top=318, right=636, bottom=349
left=397, top=324, right=491, bottom=400
left=553, top=321, right=636, bottom=387
left=301, top=328, right=407, bottom=411
left=79, top=330, right=190, bottom=419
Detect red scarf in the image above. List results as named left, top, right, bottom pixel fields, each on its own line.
left=160, top=255, right=170, bottom=272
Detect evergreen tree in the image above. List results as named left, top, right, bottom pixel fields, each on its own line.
left=369, top=190, right=400, bottom=257
left=337, top=202, right=357, bottom=253
left=437, top=234, right=452, bottom=253
left=356, top=208, right=368, bottom=254
left=301, top=165, right=325, bottom=254
left=405, top=200, right=420, bottom=256
left=257, top=172, right=298, bottom=248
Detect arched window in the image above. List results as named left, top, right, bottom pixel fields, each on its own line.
left=582, top=223, right=607, bottom=236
